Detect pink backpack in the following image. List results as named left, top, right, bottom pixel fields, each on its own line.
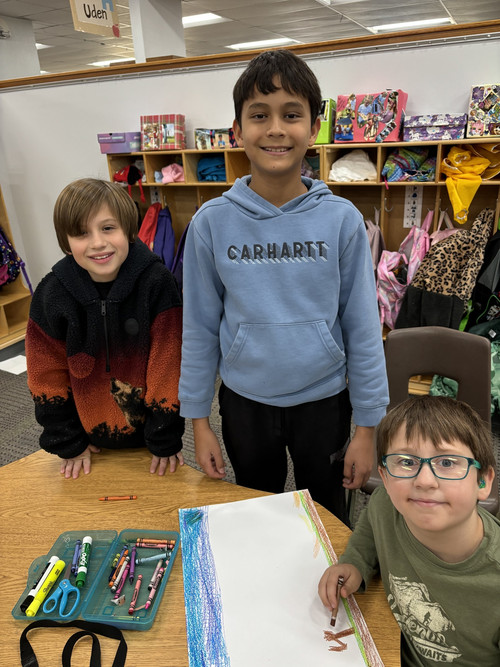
left=430, top=209, right=458, bottom=246
left=398, top=209, right=432, bottom=284
left=376, top=210, right=432, bottom=329
left=376, top=250, right=408, bottom=329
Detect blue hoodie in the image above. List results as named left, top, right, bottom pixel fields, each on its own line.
left=179, top=176, right=388, bottom=425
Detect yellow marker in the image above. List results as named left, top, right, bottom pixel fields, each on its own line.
left=25, top=559, right=65, bottom=617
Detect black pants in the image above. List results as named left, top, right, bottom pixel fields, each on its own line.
left=218, top=383, right=352, bottom=525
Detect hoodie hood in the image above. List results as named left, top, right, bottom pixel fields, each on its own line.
left=221, top=175, right=334, bottom=220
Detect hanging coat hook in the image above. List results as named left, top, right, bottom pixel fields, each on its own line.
left=384, top=197, right=393, bottom=212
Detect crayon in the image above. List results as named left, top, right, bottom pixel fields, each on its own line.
left=330, top=576, right=344, bottom=627
left=128, top=574, right=143, bottom=615
left=99, top=495, right=137, bottom=501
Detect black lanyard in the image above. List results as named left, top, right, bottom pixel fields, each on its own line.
left=20, top=619, right=127, bottom=667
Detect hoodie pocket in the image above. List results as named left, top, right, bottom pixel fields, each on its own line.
left=224, top=320, right=345, bottom=398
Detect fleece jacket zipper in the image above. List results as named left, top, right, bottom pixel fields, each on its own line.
left=101, top=300, right=110, bottom=373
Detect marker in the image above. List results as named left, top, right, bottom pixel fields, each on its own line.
left=25, top=559, right=65, bottom=617
left=99, top=495, right=137, bottom=501
left=71, top=539, right=82, bottom=575
left=20, top=555, right=60, bottom=613
left=330, top=576, right=344, bottom=627
left=75, top=536, right=92, bottom=588
left=128, top=574, right=143, bottom=615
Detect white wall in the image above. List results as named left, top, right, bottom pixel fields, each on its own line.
left=1, top=39, right=500, bottom=288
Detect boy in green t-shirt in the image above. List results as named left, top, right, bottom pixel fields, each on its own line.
left=319, top=395, right=499, bottom=666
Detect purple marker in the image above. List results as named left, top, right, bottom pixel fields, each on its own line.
left=71, top=539, right=82, bottom=575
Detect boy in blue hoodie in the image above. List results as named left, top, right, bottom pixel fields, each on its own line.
left=179, top=50, right=388, bottom=522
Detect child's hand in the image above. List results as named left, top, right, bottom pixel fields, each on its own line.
left=318, top=564, right=362, bottom=610
left=193, top=418, right=225, bottom=479
left=60, top=445, right=100, bottom=479
left=150, top=452, right=184, bottom=475
left=343, top=425, right=375, bottom=490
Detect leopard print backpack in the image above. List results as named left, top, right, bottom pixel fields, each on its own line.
left=395, top=208, right=495, bottom=329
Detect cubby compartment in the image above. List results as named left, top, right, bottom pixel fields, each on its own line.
left=0, top=187, right=32, bottom=349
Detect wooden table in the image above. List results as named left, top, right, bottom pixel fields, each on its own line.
left=0, top=449, right=400, bottom=666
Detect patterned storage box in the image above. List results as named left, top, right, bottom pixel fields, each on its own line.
left=334, top=89, right=408, bottom=143
left=97, top=132, right=141, bottom=154
left=314, top=98, right=336, bottom=144
left=467, top=84, right=500, bottom=137
left=194, top=128, right=237, bottom=150
left=403, top=114, right=467, bottom=142
left=140, top=114, right=186, bottom=150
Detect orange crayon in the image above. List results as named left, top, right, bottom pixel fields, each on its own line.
left=99, top=495, right=137, bottom=501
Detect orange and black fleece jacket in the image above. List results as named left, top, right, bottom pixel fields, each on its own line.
left=25, top=239, right=184, bottom=459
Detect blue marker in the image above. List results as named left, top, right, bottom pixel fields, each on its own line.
left=71, top=539, right=82, bottom=575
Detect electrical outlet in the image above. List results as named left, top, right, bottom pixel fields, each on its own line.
left=150, top=187, right=161, bottom=204
left=403, top=185, right=423, bottom=228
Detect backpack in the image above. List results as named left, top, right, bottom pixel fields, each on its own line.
left=395, top=208, right=495, bottom=330
left=152, top=206, right=175, bottom=270
left=171, top=222, right=189, bottom=292
left=0, top=225, right=33, bottom=294
left=376, top=210, right=431, bottom=330
left=463, top=229, right=500, bottom=329
left=138, top=203, right=175, bottom=270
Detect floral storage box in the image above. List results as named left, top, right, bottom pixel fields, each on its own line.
left=140, top=114, right=186, bottom=150
left=334, top=89, right=408, bottom=143
left=403, top=114, right=467, bottom=142
left=467, top=84, right=500, bottom=137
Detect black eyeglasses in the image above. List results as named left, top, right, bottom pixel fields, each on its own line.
left=382, top=454, right=481, bottom=480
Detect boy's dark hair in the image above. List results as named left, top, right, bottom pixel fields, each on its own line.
left=233, top=49, right=322, bottom=127
left=376, top=395, right=496, bottom=474
left=54, top=178, right=138, bottom=254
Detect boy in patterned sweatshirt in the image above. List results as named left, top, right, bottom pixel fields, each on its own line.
left=26, top=178, right=184, bottom=478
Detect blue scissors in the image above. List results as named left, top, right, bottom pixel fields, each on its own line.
left=43, top=561, right=81, bottom=617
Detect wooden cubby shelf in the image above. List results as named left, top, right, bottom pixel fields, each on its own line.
left=0, top=186, right=32, bottom=350
left=106, top=138, right=500, bottom=253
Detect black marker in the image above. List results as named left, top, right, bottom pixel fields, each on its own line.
left=20, top=555, right=60, bottom=613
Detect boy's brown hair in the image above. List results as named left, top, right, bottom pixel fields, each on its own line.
left=53, top=178, right=138, bottom=254
left=233, top=49, right=322, bottom=128
left=376, top=395, right=496, bottom=474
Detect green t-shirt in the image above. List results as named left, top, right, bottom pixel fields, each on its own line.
left=340, top=487, right=500, bottom=666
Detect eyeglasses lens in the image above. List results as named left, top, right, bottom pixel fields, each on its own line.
left=386, top=455, right=471, bottom=479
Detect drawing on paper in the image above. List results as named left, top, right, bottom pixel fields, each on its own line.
left=179, top=490, right=383, bottom=667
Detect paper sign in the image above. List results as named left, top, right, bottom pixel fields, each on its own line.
left=69, top=0, right=120, bottom=38
left=179, top=490, right=383, bottom=666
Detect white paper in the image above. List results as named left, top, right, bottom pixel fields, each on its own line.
left=0, top=354, right=27, bottom=374
left=179, top=490, right=382, bottom=667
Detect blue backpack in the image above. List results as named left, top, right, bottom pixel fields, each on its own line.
left=152, top=206, right=175, bottom=270
left=171, top=222, right=190, bottom=293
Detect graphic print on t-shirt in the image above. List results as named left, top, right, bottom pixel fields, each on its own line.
left=388, top=573, right=462, bottom=663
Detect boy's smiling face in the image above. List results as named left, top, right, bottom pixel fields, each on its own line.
left=233, top=77, right=320, bottom=189
left=67, top=204, right=129, bottom=282
left=378, top=425, right=494, bottom=554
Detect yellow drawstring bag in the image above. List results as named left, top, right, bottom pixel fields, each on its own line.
left=441, top=146, right=490, bottom=224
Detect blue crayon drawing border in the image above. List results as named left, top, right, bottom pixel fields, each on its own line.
left=179, top=507, right=230, bottom=667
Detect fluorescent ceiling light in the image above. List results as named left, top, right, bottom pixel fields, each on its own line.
left=371, top=18, right=453, bottom=33
left=182, top=13, right=226, bottom=27
left=36, top=43, right=52, bottom=50
left=227, top=37, right=300, bottom=50
left=88, top=58, right=134, bottom=67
